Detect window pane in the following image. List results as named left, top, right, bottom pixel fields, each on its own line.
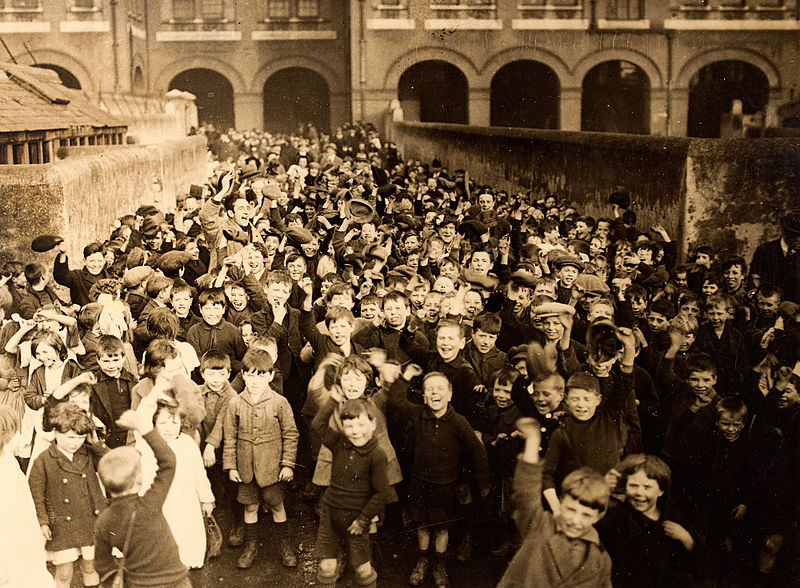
left=608, top=0, right=642, bottom=18
left=297, top=0, right=319, bottom=17
left=73, top=0, right=95, bottom=8
left=201, top=0, right=223, bottom=18
left=11, top=0, right=40, bottom=8
left=268, top=0, right=290, bottom=17
left=173, top=0, right=194, bottom=19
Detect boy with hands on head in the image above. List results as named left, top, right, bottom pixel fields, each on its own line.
left=542, top=326, right=638, bottom=516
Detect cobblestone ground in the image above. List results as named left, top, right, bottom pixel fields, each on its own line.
left=67, top=484, right=510, bottom=587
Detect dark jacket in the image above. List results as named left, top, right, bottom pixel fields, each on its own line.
left=463, top=341, right=508, bottom=389
left=53, top=256, right=108, bottom=307
left=94, top=430, right=188, bottom=587
left=387, top=379, right=490, bottom=490
left=597, top=500, right=696, bottom=587
left=91, top=368, right=137, bottom=448
left=28, top=442, right=107, bottom=551
left=321, top=428, right=389, bottom=526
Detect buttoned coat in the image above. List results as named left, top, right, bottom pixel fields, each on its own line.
left=27, top=442, right=107, bottom=551
left=223, top=390, right=299, bottom=487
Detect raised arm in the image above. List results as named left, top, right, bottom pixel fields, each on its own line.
left=510, top=418, right=551, bottom=538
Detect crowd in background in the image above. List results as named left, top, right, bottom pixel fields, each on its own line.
left=0, top=120, right=799, bottom=588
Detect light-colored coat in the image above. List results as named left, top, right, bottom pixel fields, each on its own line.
left=138, top=433, right=214, bottom=568
left=498, top=461, right=612, bottom=588
left=223, top=389, right=298, bottom=486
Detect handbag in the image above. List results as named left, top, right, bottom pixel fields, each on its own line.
left=100, top=508, right=137, bottom=588
left=205, top=513, right=223, bottom=559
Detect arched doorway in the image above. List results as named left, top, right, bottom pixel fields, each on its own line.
left=34, top=64, right=81, bottom=89
left=132, top=66, right=145, bottom=95
left=263, top=67, right=330, bottom=134
left=398, top=60, right=468, bottom=124
left=491, top=60, right=559, bottom=129
left=581, top=61, right=650, bottom=134
left=687, top=61, right=769, bottom=138
left=169, top=68, right=234, bottom=130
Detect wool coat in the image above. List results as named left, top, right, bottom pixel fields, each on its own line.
left=223, top=389, right=299, bottom=486
left=28, top=442, right=107, bottom=552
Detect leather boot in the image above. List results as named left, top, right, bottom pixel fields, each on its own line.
left=408, top=552, right=429, bottom=586
left=432, top=556, right=450, bottom=588
left=456, top=531, right=473, bottom=562
left=279, top=537, right=297, bottom=568
left=237, top=540, right=258, bottom=569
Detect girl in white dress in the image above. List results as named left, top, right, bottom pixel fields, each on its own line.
left=137, top=397, right=215, bottom=568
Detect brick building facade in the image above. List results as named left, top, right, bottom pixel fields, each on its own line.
left=1, top=0, right=797, bottom=137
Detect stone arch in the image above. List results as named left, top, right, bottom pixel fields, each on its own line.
left=131, top=53, right=146, bottom=94
left=154, top=56, right=246, bottom=95
left=14, top=49, right=94, bottom=95
left=383, top=47, right=479, bottom=91
left=478, top=47, right=569, bottom=88
left=676, top=48, right=780, bottom=89
left=252, top=56, right=345, bottom=96
left=572, top=49, right=663, bottom=89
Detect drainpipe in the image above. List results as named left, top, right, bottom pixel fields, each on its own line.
left=110, top=0, right=120, bottom=94
left=666, top=29, right=674, bottom=136
left=588, top=0, right=598, bottom=33
left=358, top=0, right=366, bottom=122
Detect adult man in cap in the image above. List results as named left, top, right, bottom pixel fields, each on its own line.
left=750, top=210, right=800, bottom=301
left=319, top=143, right=343, bottom=168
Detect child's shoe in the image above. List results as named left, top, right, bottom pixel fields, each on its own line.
left=408, top=552, right=430, bottom=586
left=237, top=540, right=258, bottom=569
left=355, top=566, right=378, bottom=588
left=278, top=537, right=297, bottom=567
left=316, top=567, right=338, bottom=586
left=432, top=557, right=450, bottom=588
left=455, top=532, right=473, bottom=562
left=228, top=521, right=245, bottom=547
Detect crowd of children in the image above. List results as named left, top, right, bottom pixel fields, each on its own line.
left=0, top=120, right=799, bottom=588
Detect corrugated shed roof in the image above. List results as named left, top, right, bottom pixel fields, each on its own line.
left=0, top=62, right=124, bottom=133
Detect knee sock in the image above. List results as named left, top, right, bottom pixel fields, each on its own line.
left=244, top=522, right=258, bottom=544
left=274, top=520, right=287, bottom=541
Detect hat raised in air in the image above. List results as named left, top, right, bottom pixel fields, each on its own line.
left=31, top=234, right=63, bottom=253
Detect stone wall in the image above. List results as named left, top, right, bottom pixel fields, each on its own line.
left=0, top=136, right=208, bottom=266
left=393, top=121, right=800, bottom=263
